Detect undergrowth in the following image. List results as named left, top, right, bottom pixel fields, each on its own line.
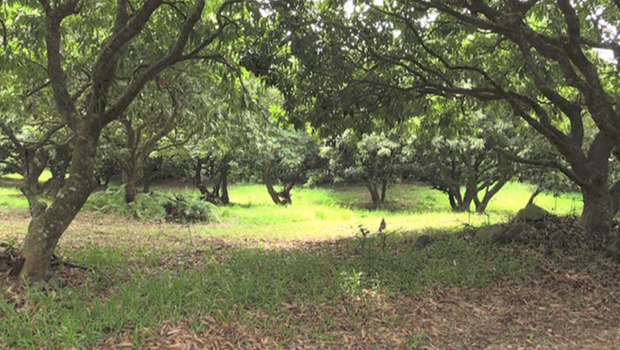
left=0, top=233, right=540, bottom=350
left=83, top=186, right=219, bottom=223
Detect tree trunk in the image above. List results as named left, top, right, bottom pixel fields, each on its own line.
left=366, top=182, right=380, bottom=206
left=220, top=162, right=230, bottom=205
left=460, top=180, right=478, bottom=212
left=448, top=187, right=468, bottom=212
left=281, top=182, right=295, bottom=205
left=122, top=170, right=139, bottom=204
left=380, top=180, right=387, bottom=203
left=579, top=187, right=614, bottom=232
left=43, top=144, right=70, bottom=198
left=264, top=160, right=283, bottom=205
left=476, top=178, right=510, bottom=213
left=20, top=125, right=99, bottom=281
left=527, top=187, right=544, bottom=206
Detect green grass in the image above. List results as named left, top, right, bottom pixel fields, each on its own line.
left=0, top=178, right=585, bottom=349
left=186, top=182, right=582, bottom=240
left=0, top=179, right=582, bottom=240
left=0, top=187, right=28, bottom=209
left=0, top=233, right=538, bottom=350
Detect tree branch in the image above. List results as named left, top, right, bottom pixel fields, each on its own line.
left=101, top=0, right=206, bottom=124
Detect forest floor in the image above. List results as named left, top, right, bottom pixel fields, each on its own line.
left=2, top=182, right=619, bottom=349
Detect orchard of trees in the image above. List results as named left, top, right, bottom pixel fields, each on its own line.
left=1, top=0, right=619, bottom=282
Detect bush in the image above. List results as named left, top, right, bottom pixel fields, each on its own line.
left=163, top=195, right=220, bottom=223
left=85, top=187, right=218, bottom=223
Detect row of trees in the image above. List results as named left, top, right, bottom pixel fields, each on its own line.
left=257, top=0, right=620, bottom=233
left=1, top=0, right=618, bottom=280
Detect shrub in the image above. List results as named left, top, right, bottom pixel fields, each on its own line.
left=163, top=194, right=220, bottom=223
left=85, top=187, right=218, bottom=223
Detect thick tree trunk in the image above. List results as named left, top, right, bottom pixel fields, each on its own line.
left=366, top=182, right=381, bottom=206
left=220, top=167, right=229, bottom=205
left=122, top=169, right=139, bottom=204
left=219, top=154, right=230, bottom=205
left=125, top=178, right=139, bottom=203
left=448, top=187, right=469, bottom=212
left=460, top=180, right=478, bottom=212
left=579, top=187, right=614, bottom=232
left=43, top=176, right=64, bottom=198
left=21, top=125, right=99, bottom=281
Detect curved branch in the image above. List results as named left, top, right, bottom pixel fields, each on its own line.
left=495, top=148, right=588, bottom=187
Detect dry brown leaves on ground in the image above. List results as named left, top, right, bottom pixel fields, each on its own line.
left=93, top=267, right=620, bottom=350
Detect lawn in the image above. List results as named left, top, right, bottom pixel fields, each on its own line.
left=0, top=180, right=576, bottom=241
left=0, top=180, right=580, bottom=242
left=3, top=179, right=617, bottom=350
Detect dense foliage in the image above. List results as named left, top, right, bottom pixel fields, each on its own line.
left=1, top=0, right=618, bottom=280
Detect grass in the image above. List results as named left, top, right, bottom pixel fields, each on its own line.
left=0, top=187, right=28, bottom=209
left=0, top=179, right=582, bottom=240
left=0, top=178, right=594, bottom=350
left=0, top=233, right=539, bottom=350
left=189, top=182, right=582, bottom=240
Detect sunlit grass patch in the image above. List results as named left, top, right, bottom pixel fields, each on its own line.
left=0, top=187, right=28, bottom=209
left=0, top=179, right=584, bottom=241
left=2, top=169, right=53, bottom=182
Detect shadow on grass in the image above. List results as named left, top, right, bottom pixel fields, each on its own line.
left=6, top=221, right=619, bottom=350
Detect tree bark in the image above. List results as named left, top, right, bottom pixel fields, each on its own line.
left=527, top=187, right=544, bottom=206
left=20, top=125, right=99, bottom=281
left=475, top=178, right=510, bottom=213
left=579, top=187, right=614, bottom=232
left=123, top=170, right=139, bottom=204
left=220, top=157, right=230, bottom=205
left=366, top=182, right=381, bottom=206
left=264, top=160, right=282, bottom=205
left=380, top=180, right=387, bottom=203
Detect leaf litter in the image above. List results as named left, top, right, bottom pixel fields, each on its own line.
left=2, top=213, right=620, bottom=349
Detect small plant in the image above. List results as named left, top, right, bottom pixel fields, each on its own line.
left=339, top=269, right=365, bottom=297
left=84, top=188, right=218, bottom=223
left=85, top=186, right=165, bottom=219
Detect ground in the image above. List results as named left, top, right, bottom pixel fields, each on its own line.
left=2, top=180, right=619, bottom=350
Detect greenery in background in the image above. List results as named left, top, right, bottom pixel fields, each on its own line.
left=84, top=186, right=219, bottom=223
left=322, top=130, right=412, bottom=206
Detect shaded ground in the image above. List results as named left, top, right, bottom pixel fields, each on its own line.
left=0, top=193, right=615, bottom=350
left=87, top=267, right=620, bottom=350
left=3, top=216, right=620, bottom=349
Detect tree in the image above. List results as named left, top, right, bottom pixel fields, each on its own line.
left=261, top=128, right=319, bottom=205
left=101, top=86, right=184, bottom=203
left=266, top=0, right=620, bottom=231
left=187, top=71, right=276, bottom=205
left=2, top=0, right=252, bottom=281
left=323, top=129, right=410, bottom=206
left=411, top=100, right=518, bottom=213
